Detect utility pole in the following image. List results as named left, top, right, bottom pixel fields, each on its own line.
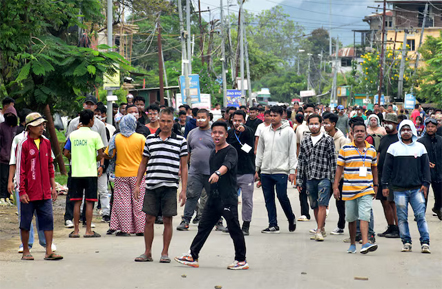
left=307, top=53, right=312, bottom=91
left=106, top=0, right=113, bottom=125
left=186, top=0, right=192, bottom=74
left=329, top=0, right=332, bottom=56
left=157, top=25, right=165, bottom=105
left=220, top=0, right=227, bottom=107
left=411, top=3, right=428, bottom=95
left=179, top=0, right=192, bottom=107
left=240, top=2, right=245, bottom=100
left=162, top=50, right=171, bottom=105
left=227, top=0, right=235, bottom=82
left=198, top=0, right=204, bottom=64
left=245, top=30, right=252, bottom=106
left=397, top=30, right=408, bottom=100
left=377, top=0, right=386, bottom=105
left=331, top=38, right=339, bottom=106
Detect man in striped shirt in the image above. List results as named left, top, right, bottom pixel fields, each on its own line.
left=133, top=107, right=188, bottom=263
left=333, top=121, right=379, bottom=254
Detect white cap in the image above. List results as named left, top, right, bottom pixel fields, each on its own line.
left=126, top=93, right=134, bottom=99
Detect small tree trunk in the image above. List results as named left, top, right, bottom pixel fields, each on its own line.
left=43, top=104, right=67, bottom=175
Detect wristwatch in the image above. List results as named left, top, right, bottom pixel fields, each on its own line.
left=215, top=170, right=221, bottom=176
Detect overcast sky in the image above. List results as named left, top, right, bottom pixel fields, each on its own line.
left=198, top=0, right=381, bottom=45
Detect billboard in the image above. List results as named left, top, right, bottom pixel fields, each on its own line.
left=404, top=94, right=416, bottom=110
left=176, top=93, right=211, bottom=110
left=179, top=74, right=201, bottom=103
left=226, top=90, right=243, bottom=107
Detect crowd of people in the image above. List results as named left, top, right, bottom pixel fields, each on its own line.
left=1, top=94, right=441, bottom=267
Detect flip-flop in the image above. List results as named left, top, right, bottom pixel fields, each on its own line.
left=134, top=254, right=153, bottom=262
left=44, top=253, right=63, bottom=261
left=21, top=254, right=34, bottom=261
left=159, top=255, right=171, bottom=263
left=69, top=231, right=80, bottom=238
left=83, top=231, right=101, bottom=238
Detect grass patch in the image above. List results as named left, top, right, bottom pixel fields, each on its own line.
left=54, top=174, right=68, bottom=186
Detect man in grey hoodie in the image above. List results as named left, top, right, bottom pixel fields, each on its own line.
left=382, top=120, right=431, bottom=253
left=255, top=106, right=297, bottom=234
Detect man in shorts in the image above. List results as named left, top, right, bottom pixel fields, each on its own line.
left=334, top=121, right=378, bottom=254
left=18, top=113, right=62, bottom=260
left=134, top=107, right=188, bottom=263
left=64, top=109, right=104, bottom=238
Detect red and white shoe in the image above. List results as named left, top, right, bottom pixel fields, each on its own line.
left=227, top=260, right=249, bottom=270
left=174, top=253, right=199, bottom=268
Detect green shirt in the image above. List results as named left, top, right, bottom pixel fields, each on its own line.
left=68, top=127, right=104, bottom=177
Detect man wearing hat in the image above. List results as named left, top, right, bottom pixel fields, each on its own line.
left=64, top=95, right=109, bottom=228
left=17, top=113, right=62, bottom=260
left=376, top=113, right=400, bottom=238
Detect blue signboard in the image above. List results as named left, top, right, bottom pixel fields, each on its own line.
left=374, top=94, right=385, bottom=105
left=180, top=74, right=201, bottom=103
left=404, top=94, right=416, bottom=110
left=226, top=90, right=242, bottom=107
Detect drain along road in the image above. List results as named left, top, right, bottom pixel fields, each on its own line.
left=1, top=186, right=441, bottom=289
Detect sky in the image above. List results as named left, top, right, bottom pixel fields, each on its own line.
left=196, top=0, right=381, bottom=46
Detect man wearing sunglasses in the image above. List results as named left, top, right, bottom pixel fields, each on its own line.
left=418, top=118, right=442, bottom=220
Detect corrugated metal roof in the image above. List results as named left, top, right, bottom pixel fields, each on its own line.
left=331, top=47, right=356, bottom=58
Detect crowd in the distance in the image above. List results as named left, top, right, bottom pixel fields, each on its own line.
left=1, top=94, right=441, bottom=266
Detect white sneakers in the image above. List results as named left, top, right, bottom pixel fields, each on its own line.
left=65, top=220, right=74, bottom=228
left=297, top=215, right=310, bottom=222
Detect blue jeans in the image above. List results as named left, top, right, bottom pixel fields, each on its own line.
left=261, top=174, right=295, bottom=227
left=16, top=190, right=46, bottom=248
left=306, top=179, right=331, bottom=209
left=394, top=189, right=430, bottom=245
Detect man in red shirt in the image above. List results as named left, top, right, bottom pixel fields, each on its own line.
left=18, top=113, right=62, bottom=261
left=411, top=104, right=421, bottom=125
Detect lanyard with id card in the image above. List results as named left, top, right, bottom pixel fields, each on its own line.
left=354, top=147, right=368, bottom=177
left=235, top=131, right=252, bottom=153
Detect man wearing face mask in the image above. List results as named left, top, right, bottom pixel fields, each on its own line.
left=177, top=109, right=215, bottom=231
left=418, top=118, right=442, bottom=220
left=297, top=114, right=336, bottom=241
left=336, top=105, right=350, bottom=136
left=382, top=120, right=431, bottom=253
left=376, top=114, right=400, bottom=239
left=227, top=110, right=255, bottom=235
left=134, top=96, right=148, bottom=125
left=145, top=104, right=160, bottom=135
left=0, top=104, right=18, bottom=205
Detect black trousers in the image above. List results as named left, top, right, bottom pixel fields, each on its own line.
left=0, top=163, right=10, bottom=199
left=190, top=196, right=246, bottom=262
left=336, top=179, right=346, bottom=229
left=299, top=176, right=310, bottom=219
left=430, top=181, right=442, bottom=212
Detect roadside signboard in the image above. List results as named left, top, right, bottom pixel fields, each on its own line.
left=179, top=74, right=201, bottom=103
left=226, top=90, right=242, bottom=107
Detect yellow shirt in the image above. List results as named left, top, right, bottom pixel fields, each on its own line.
left=34, top=138, right=40, bottom=150
left=105, top=133, right=146, bottom=177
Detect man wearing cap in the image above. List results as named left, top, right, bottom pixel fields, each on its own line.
left=418, top=118, right=442, bottom=220
left=64, top=95, right=108, bottom=228
left=336, top=105, right=349, bottom=136
left=376, top=114, right=400, bottom=239
left=17, top=113, right=62, bottom=260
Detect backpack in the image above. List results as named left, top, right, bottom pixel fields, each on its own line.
left=366, top=134, right=382, bottom=151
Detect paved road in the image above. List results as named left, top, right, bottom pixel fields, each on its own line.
left=1, top=186, right=441, bottom=289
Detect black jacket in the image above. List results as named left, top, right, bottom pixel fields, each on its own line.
left=227, top=126, right=255, bottom=175
left=418, top=133, right=442, bottom=183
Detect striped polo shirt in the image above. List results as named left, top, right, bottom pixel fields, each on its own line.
left=337, top=141, right=377, bottom=201
left=143, top=130, right=188, bottom=190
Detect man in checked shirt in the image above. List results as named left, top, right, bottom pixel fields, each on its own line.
left=297, top=113, right=336, bottom=241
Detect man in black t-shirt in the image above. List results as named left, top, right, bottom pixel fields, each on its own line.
left=245, top=106, right=263, bottom=134
left=175, top=121, right=248, bottom=270
left=376, top=113, right=400, bottom=238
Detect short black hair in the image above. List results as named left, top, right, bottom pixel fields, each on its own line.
left=323, top=112, right=338, bottom=124
left=134, top=96, right=145, bottom=104
left=269, top=106, right=283, bottom=116
left=99, top=105, right=107, bottom=114
left=258, top=107, right=265, bottom=112
left=232, top=109, right=246, bottom=120
left=80, top=109, right=94, bottom=125
left=352, top=121, right=366, bottom=131
left=286, top=108, right=292, bottom=119
left=211, top=120, right=228, bottom=131
left=120, top=102, right=127, bottom=106
left=126, top=104, right=138, bottom=111
left=147, top=104, right=160, bottom=113
left=159, top=107, right=174, bottom=116
left=113, top=103, right=119, bottom=108
left=240, top=105, right=247, bottom=110
left=307, top=113, right=322, bottom=124
left=249, top=106, right=258, bottom=112
left=295, top=113, right=304, bottom=124
left=191, top=107, right=199, bottom=117
left=19, top=108, right=32, bottom=124
left=178, top=110, right=187, bottom=116
left=349, top=116, right=364, bottom=128
left=304, top=103, right=315, bottom=110
left=398, top=114, right=407, bottom=122
left=179, top=105, right=186, bottom=109
left=197, top=109, right=210, bottom=118
left=226, top=106, right=237, bottom=113
left=415, top=104, right=419, bottom=109
left=183, top=104, right=191, bottom=110
left=264, top=110, right=270, bottom=116
left=2, top=97, right=15, bottom=107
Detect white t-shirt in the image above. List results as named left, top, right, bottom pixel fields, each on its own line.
left=106, top=123, right=116, bottom=138
left=10, top=131, right=55, bottom=165
left=255, top=122, right=271, bottom=137
left=311, top=132, right=324, bottom=146
left=296, top=122, right=309, bottom=144
left=0, top=112, right=4, bottom=124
